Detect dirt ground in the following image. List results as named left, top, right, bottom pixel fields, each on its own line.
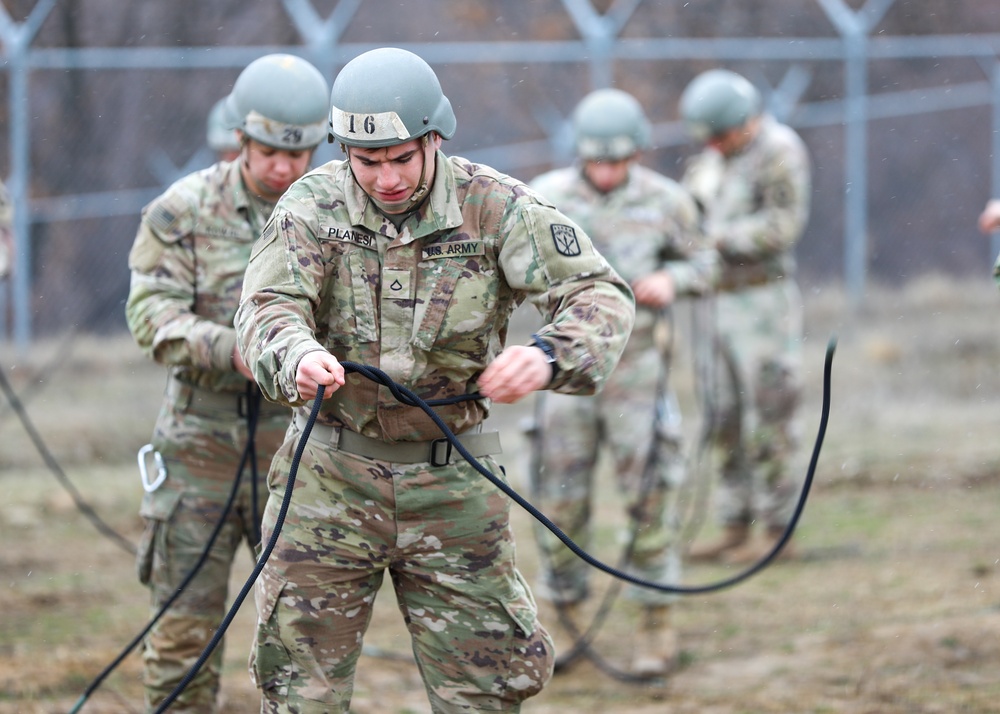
left=3, top=274, right=1000, bottom=713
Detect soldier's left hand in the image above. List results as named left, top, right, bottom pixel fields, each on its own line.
left=478, top=345, right=552, bottom=404
left=632, top=271, right=675, bottom=308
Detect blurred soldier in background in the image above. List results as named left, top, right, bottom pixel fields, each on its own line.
left=234, top=47, right=635, bottom=713
left=125, top=54, right=329, bottom=712
left=527, top=88, right=716, bottom=676
left=976, top=198, right=1000, bottom=286
left=0, top=179, right=12, bottom=280
left=206, top=96, right=241, bottom=163
left=679, top=69, right=811, bottom=565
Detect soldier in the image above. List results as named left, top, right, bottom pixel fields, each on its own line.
left=679, top=69, right=812, bottom=565
left=527, top=88, right=716, bottom=676
left=234, top=47, right=635, bottom=713
left=0, top=179, right=12, bottom=280
left=206, top=96, right=241, bottom=163
left=125, top=54, right=329, bottom=713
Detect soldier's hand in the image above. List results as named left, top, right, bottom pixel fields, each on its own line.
left=978, top=199, right=1000, bottom=234
left=232, top=345, right=256, bottom=381
left=632, top=271, right=675, bottom=308
left=478, top=345, right=551, bottom=404
left=296, top=350, right=346, bottom=400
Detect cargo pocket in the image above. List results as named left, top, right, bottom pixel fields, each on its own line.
left=135, top=488, right=182, bottom=586
left=495, top=571, right=554, bottom=703
left=249, top=565, right=292, bottom=695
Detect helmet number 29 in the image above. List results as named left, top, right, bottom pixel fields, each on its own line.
left=282, top=127, right=304, bottom=144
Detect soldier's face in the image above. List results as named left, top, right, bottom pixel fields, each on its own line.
left=582, top=157, right=632, bottom=193
left=240, top=139, right=313, bottom=202
left=347, top=135, right=442, bottom=214
left=707, top=117, right=759, bottom=157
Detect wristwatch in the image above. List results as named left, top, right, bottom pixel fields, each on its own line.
left=530, top=333, right=559, bottom=384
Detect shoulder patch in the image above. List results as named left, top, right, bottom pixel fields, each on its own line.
left=147, top=203, right=178, bottom=234
left=551, top=224, right=581, bottom=257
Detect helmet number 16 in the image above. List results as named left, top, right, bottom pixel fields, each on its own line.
left=347, top=115, right=377, bottom=135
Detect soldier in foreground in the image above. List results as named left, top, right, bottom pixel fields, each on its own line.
left=680, top=69, right=812, bottom=565
left=234, top=47, right=635, bottom=713
left=528, top=88, right=716, bottom=676
left=125, top=54, right=329, bottom=712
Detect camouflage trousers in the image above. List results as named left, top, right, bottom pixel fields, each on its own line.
left=529, top=344, right=685, bottom=607
left=136, top=380, right=290, bottom=713
left=709, top=279, right=804, bottom=530
left=251, top=425, right=554, bottom=714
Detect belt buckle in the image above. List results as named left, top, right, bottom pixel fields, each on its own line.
left=430, top=438, right=452, bottom=467
left=237, top=393, right=249, bottom=418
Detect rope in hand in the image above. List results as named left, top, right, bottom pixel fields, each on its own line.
left=141, top=336, right=834, bottom=712
left=341, top=336, right=835, bottom=596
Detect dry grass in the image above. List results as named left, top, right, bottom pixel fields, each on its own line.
left=2, top=274, right=1000, bottom=713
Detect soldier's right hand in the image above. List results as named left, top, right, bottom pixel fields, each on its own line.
left=296, top=350, right=346, bottom=400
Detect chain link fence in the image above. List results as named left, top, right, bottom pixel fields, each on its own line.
left=1, top=0, right=998, bottom=344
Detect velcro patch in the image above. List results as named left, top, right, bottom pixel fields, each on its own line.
left=147, top=204, right=178, bottom=234
left=320, top=225, right=377, bottom=248
left=550, top=224, right=581, bottom=257
left=421, top=241, right=484, bottom=261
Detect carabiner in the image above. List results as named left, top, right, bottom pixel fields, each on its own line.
left=138, top=443, right=168, bottom=493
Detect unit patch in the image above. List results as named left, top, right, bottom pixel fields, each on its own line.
left=551, top=224, right=581, bottom=257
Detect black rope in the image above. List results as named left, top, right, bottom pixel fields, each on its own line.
left=340, top=338, right=834, bottom=596
left=0, top=363, right=136, bottom=555
left=69, top=383, right=264, bottom=714
left=150, top=382, right=326, bottom=714
left=533, top=307, right=690, bottom=681
left=120, top=337, right=834, bottom=711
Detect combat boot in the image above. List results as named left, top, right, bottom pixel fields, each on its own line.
left=631, top=604, right=679, bottom=677
left=686, top=523, right=749, bottom=562
left=722, top=525, right=796, bottom=565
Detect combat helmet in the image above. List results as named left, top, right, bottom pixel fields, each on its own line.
left=679, top=69, right=761, bottom=141
left=328, top=47, right=456, bottom=148
left=572, top=88, right=651, bottom=160
left=206, top=97, right=240, bottom=154
left=223, top=54, right=329, bottom=150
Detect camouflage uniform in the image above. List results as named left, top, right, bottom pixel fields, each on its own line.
left=234, top=152, right=635, bottom=713
left=126, top=159, right=291, bottom=713
left=528, top=164, right=715, bottom=606
left=0, top=180, right=12, bottom=279
left=682, top=114, right=811, bottom=532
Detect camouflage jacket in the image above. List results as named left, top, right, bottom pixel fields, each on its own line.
left=126, top=160, right=274, bottom=393
left=530, top=163, right=717, bottom=350
left=0, top=180, right=12, bottom=279
left=235, top=152, right=635, bottom=442
left=682, top=115, right=811, bottom=291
